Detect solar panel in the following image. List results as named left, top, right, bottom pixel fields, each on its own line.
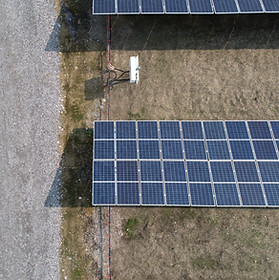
left=188, top=0, right=214, bottom=13
left=165, top=183, right=189, bottom=205
left=238, top=184, right=266, bottom=206
left=117, top=0, right=139, bottom=14
left=189, top=183, right=215, bottom=206
left=161, top=140, right=183, bottom=159
left=262, top=0, right=279, bottom=12
left=237, top=0, right=264, bottom=12
left=93, top=120, right=279, bottom=207
left=214, top=183, right=240, bottom=206
left=165, top=0, right=188, bottom=13
left=141, top=0, right=164, bottom=14
left=212, top=0, right=238, bottom=13
left=93, top=0, right=116, bottom=14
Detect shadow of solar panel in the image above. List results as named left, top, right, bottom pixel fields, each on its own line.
left=262, top=0, right=279, bottom=11
left=182, top=121, right=203, bottom=139
left=94, top=161, right=115, bottom=181
left=187, top=161, right=211, bottom=182
left=93, top=183, right=115, bottom=204
left=234, top=161, right=260, bottom=182
left=94, top=141, right=114, bottom=159
left=207, top=141, right=230, bottom=160
left=225, top=121, right=249, bottom=139
left=139, top=140, right=160, bottom=159
left=117, top=0, right=139, bottom=13
left=165, top=0, right=188, bottom=13
left=270, top=121, right=279, bottom=138
left=116, top=140, right=137, bottom=159
left=140, top=161, right=162, bottom=181
left=214, top=184, right=240, bottom=206
left=138, top=121, right=158, bottom=139
left=117, top=183, right=139, bottom=204
left=116, top=121, right=136, bottom=139
left=141, top=0, right=164, bottom=13
left=94, top=121, right=114, bottom=139
left=204, top=121, right=226, bottom=139
left=161, top=140, right=183, bottom=159
left=184, top=141, right=207, bottom=160
left=189, top=183, right=215, bottom=206
left=165, top=183, right=189, bottom=205
left=237, top=0, right=264, bottom=12
left=93, top=0, right=116, bottom=14
left=141, top=183, right=164, bottom=205
left=212, top=0, right=238, bottom=13
left=164, top=161, right=186, bottom=182
left=258, top=162, right=279, bottom=182
left=160, top=121, right=181, bottom=139
left=189, top=0, right=214, bottom=13
left=210, top=162, right=235, bottom=182
left=239, top=184, right=266, bottom=206
left=230, top=141, right=254, bottom=160
left=264, top=184, right=279, bottom=206
left=117, top=161, right=138, bottom=181
left=248, top=121, right=271, bottom=139
left=253, top=141, right=278, bottom=160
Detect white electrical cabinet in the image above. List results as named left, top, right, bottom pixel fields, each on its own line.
left=129, top=56, right=140, bottom=84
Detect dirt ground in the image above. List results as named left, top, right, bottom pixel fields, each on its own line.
left=53, top=4, right=279, bottom=279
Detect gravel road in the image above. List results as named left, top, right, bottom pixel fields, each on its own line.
left=0, top=1, right=61, bottom=279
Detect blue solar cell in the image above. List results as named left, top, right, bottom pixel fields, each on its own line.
left=214, top=184, right=240, bottom=206
left=270, top=121, right=279, bottom=138
left=187, top=161, right=211, bottom=182
left=93, top=183, right=115, bottom=204
left=237, top=0, right=264, bottom=12
left=93, top=0, right=116, bottom=14
left=116, top=140, right=137, bottom=159
left=204, top=121, right=226, bottom=139
left=230, top=141, right=254, bottom=160
left=210, top=161, right=235, bottom=182
left=117, top=183, right=139, bottom=204
left=117, top=0, right=139, bottom=13
left=94, top=141, right=114, bottom=159
left=139, top=140, right=160, bottom=159
left=189, top=183, right=215, bottom=206
left=225, top=121, right=249, bottom=139
left=94, top=161, right=115, bottom=181
left=164, top=161, right=186, bottom=182
left=140, top=161, right=162, bottom=181
left=252, top=141, right=278, bottom=160
left=248, top=121, right=271, bottom=139
left=234, top=161, right=260, bottom=182
left=165, top=0, right=188, bottom=13
left=141, top=0, right=164, bottom=13
left=184, top=141, right=207, bottom=160
left=116, top=121, right=136, bottom=139
left=189, top=0, right=213, bottom=13
left=141, top=183, right=164, bottom=205
left=165, top=183, right=189, bottom=205
left=161, top=140, right=183, bottom=159
left=117, top=161, right=138, bottom=181
left=262, top=0, right=279, bottom=12
left=207, top=141, right=230, bottom=160
left=94, top=121, right=114, bottom=139
left=264, top=184, right=279, bottom=206
left=160, top=121, right=181, bottom=139
left=212, top=0, right=238, bottom=13
left=239, top=184, right=266, bottom=206
left=138, top=121, right=158, bottom=139
left=181, top=121, right=203, bottom=139
left=277, top=141, right=279, bottom=150
left=258, top=162, right=279, bottom=182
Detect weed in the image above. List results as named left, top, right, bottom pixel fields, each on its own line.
left=124, top=218, right=139, bottom=238
left=128, top=107, right=146, bottom=120
left=192, top=256, right=220, bottom=270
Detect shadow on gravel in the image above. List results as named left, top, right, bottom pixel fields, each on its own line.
left=46, top=0, right=279, bottom=52
left=45, top=128, right=93, bottom=207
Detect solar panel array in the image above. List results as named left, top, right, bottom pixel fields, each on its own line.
left=93, top=0, right=279, bottom=14
left=93, top=120, right=279, bottom=207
